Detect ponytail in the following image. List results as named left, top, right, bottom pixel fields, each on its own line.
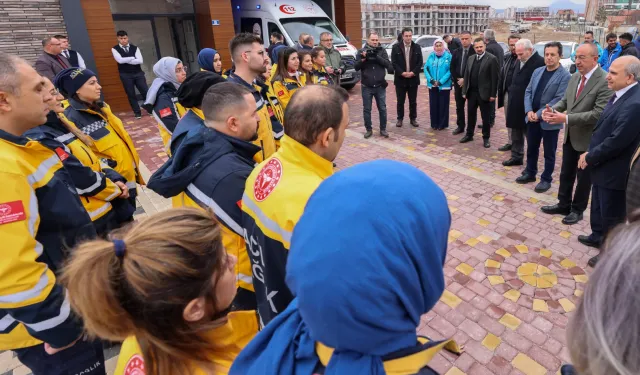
left=57, top=113, right=94, bottom=147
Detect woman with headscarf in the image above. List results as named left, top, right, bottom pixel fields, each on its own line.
left=423, top=38, right=452, bottom=131
left=144, top=57, right=187, bottom=153
left=198, top=48, right=225, bottom=76
left=230, top=159, right=461, bottom=375
left=54, top=67, right=144, bottom=213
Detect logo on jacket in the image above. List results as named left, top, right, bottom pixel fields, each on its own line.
left=0, top=201, right=26, bottom=225
left=254, top=158, right=283, bottom=201
left=123, top=354, right=145, bottom=375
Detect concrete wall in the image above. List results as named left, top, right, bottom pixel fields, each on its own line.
left=0, top=0, right=67, bottom=63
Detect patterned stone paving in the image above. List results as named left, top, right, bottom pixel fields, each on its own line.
left=1, top=82, right=597, bottom=375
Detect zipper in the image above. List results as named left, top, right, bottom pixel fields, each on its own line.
left=81, top=145, right=94, bottom=164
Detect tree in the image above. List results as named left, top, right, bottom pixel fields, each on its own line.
left=596, top=6, right=608, bottom=25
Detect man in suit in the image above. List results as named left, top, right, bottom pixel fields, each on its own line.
left=503, top=39, right=544, bottom=166
left=575, top=56, right=640, bottom=266
left=497, top=35, right=521, bottom=151
left=461, top=38, right=499, bottom=148
left=112, top=30, right=148, bottom=119
left=484, top=29, right=504, bottom=130
left=54, top=35, right=86, bottom=69
left=444, top=34, right=461, bottom=53
left=541, top=43, right=612, bottom=225
left=521, top=42, right=571, bottom=193
left=392, top=27, right=423, bottom=128
left=35, top=36, right=70, bottom=81
left=451, top=31, right=475, bottom=135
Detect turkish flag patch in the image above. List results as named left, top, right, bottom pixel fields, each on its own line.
left=159, top=107, right=172, bottom=118
left=0, top=201, right=26, bottom=225
left=54, top=147, right=69, bottom=162
left=236, top=200, right=242, bottom=209
left=267, top=107, right=274, bottom=117
left=277, top=90, right=285, bottom=97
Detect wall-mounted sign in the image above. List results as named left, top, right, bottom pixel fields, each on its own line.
left=212, top=20, right=220, bottom=26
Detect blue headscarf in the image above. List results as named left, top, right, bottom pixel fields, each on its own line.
left=197, top=48, right=218, bottom=72
left=230, top=160, right=451, bottom=375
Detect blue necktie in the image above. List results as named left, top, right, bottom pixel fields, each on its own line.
left=605, top=93, right=617, bottom=112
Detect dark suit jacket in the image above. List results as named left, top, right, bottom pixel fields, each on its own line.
left=486, top=40, right=504, bottom=72
left=35, top=52, right=70, bottom=81
left=505, top=51, right=545, bottom=129
left=586, top=84, right=640, bottom=190
left=498, top=53, right=518, bottom=108
left=391, top=41, right=423, bottom=87
left=450, top=47, right=475, bottom=81
left=462, top=52, right=499, bottom=102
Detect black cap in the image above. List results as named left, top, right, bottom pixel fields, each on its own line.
left=177, top=71, right=226, bottom=108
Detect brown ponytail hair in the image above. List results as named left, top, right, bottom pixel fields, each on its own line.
left=57, top=113, right=94, bottom=147
left=297, top=50, right=313, bottom=84
left=61, top=208, right=227, bottom=375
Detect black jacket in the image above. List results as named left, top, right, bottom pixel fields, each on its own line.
left=462, top=52, right=500, bottom=101
left=498, top=53, right=519, bottom=108
left=354, top=44, right=392, bottom=88
left=486, top=40, right=505, bottom=71
left=391, top=41, right=423, bottom=87
left=448, top=38, right=462, bottom=52
left=620, top=43, right=639, bottom=57
left=450, top=46, right=475, bottom=81
left=587, top=84, right=640, bottom=190
left=506, top=52, right=545, bottom=129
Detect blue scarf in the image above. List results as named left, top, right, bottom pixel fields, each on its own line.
left=197, top=48, right=218, bottom=72
left=230, top=160, right=451, bottom=375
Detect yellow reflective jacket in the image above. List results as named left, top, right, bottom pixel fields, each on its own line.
left=271, top=76, right=304, bottom=111
left=150, top=82, right=187, bottom=154
left=64, top=98, right=145, bottom=190
left=0, top=129, right=94, bottom=350
left=114, top=311, right=258, bottom=375
left=312, top=64, right=334, bottom=85
left=241, top=135, right=333, bottom=325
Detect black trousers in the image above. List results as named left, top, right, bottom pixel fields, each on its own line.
left=465, top=91, right=491, bottom=139
left=453, top=80, right=466, bottom=129
left=119, top=71, right=148, bottom=116
left=589, top=185, right=626, bottom=243
left=395, top=84, right=418, bottom=120
left=428, top=88, right=450, bottom=130
left=557, top=137, right=592, bottom=213
left=15, top=340, right=105, bottom=375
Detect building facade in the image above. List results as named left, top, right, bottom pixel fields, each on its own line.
left=2, top=0, right=361, bottom=112
left=504, top=6, right=517, bottom=20
left=361, top=1, right=490, bottom=38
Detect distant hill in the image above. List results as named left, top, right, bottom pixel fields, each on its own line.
left=549, top=0, right=585, bottom=13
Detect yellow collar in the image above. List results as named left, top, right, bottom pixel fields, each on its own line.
left=278, top=135, right=333, bottom=180
left=191, top=107, right=205, bottom=120
left=316, top=337, right=461, bottom=375
left=313, top=64, right=326, bottom=73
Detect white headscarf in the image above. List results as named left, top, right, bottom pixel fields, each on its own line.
left=144, top=57, right=182, bottom=106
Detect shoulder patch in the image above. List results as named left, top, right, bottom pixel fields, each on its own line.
left=277, top=90, right=285, bottom=97
left=254, top=158, right=283, bottom=202
left=0, top=201, right=26, bottom=225
left=123, top=354, right=145, bottom=375
left=159, top=107, right=172, bottom=118
left=54, top=147, right=70, bottom=162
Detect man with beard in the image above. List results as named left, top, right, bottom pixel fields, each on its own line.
left=148, top=82, right=261, bottom=310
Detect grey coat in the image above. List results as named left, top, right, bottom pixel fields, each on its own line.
left=524, top=66, right=571, bottom=130
left=35, top=52, right=70, bottom=81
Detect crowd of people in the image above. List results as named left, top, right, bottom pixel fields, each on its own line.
left=2, top=25, right=640, bottom=375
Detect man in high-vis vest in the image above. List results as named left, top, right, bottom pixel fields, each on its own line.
left=0, top=52, right=104, bottom=374
left=242, top=85, right=350, bottom=325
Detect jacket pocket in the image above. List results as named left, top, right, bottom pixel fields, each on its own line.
left=91, top=129, right=119, bottom=153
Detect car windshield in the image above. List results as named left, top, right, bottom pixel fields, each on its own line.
left=417, top=37, right=437, bottom=48
left=534, top=43, right=573, bottom=59
left=280, top=17, right=347, bottom=45
left=383, top=40, right=397, bottom=49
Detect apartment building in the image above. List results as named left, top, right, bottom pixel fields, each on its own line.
left=361, top=1, right=490, bottom=39
left=515, top=6, right=551, bottom=20
left=504, top=6, right=517, bottom=20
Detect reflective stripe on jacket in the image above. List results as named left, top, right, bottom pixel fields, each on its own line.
left=151, top=82, right=187, bottom=154
left=241, top=135, right=333, bottom=325
left=271, top=76, right=304, bottom=111
left=0, top=129, right=95, bottom=350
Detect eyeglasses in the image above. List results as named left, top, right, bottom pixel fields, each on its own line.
left=575, top=55, right=594, bottom=61
left=321, top=39, right=333, bottom=42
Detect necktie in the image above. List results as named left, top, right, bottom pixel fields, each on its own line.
left=604, top=93, right=617, bottom=111
left=575, top=75, right=586, bottom=99
left=55, top=55, right=67, bottom=69
left=124, top=46, right=129, bottom=54
left=63, top=50, right=69, bottom=59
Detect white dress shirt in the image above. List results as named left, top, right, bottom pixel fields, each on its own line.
left=111, top=44, right=144, bottom=65
left=613, top=81, right=638, bottom=104
left=61, top=49, right=86, bottom=69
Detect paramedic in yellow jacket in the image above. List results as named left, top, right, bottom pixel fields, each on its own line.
left=311, top=46, right=334, bottom=85
left=54, top=67, right=144, bottom=212
left=143, top=57, right=187, bottom=153
left=242, top=85, right=350, bottom=325
left=255, top=57, right=285, bottom=142
left=61, top=208, right=258, bottom=375
left=298, top=50, right=315, bottom=84
left=227, top=33, right=277, bottom=163
left=0, top=53, right=103, bottom=374
left=271, top=47, right=305, bottom=111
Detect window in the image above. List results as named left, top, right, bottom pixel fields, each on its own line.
left=268, top=22, right=288, bottom=45
left=241, top=17, right=264, bottom=43
left=280, top=17, right=347, bottom=45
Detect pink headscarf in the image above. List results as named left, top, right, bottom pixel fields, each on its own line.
left=434, top=38, right=449, bottom=57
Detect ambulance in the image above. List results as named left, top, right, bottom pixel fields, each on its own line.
left=232, top=0, right=360, bottom=89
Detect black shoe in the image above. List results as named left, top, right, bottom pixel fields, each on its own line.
left=332, top=162, right=337, bottom=167
left=498, top=144, right=512, bottom=152
left=396, top=119, right=403, bottom=127
left=561, top=364, right=578, bottom=375
left=516, top=174, right=536, bottom=184
left=135, top=115, right=142, bottom=119
left=364, top=130, right=373, bottom=139
left=460, top=135, right=473, bottom=143
left=587, top=254, right=600, bottom=267
left=562, top=211, right=583, bottom=225
left=578, top=235, right=601, bottom=248
left=452, top=128, right=464, bottom=135
left=483, top=139, right=490, bottom=148
left=540, top=204, right=571, bottom=215
left=410, top=119, right=419, bottom=127
left=534, top=181, right=551, bottom=193
left=502, top=158, right=523, bottom=166
left=380, top=130, right=389, bottom=138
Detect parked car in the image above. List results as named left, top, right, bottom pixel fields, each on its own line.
left=384, top=34, right=435, bottom=65
left=533, top=41, right=578, bottom=72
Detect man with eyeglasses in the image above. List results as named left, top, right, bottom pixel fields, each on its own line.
left=540, top=43, right=612, bottom=227
left=319, top=32, right=344, bottom=84
left=35, top=36, right=70, bottom=81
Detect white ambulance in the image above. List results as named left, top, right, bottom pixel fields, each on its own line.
left=232, top=0, right=360, bottom=89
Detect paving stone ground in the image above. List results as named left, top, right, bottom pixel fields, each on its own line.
left=1, top=82, right=594, bottom=375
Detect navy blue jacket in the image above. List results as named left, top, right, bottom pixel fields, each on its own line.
left=169, top=110, right=205, bottom=155
left=586, top=84, right=640, bottom=190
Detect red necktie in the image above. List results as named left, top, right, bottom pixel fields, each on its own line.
left=575, top=75, right=586, bottom=99
left=56, top=55, right=67, bottom=69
